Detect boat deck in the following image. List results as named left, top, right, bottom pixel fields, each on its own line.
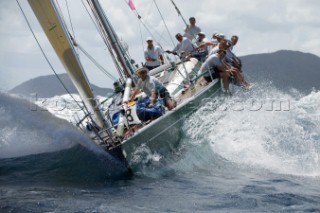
left=175, top=80, right=210, bottom=105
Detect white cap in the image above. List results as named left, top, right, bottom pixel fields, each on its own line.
left=217, top=33, right=225, bottom=39
left=146, top=37, right=153, bottom=41
left=198, top=32, right=205, bottom=36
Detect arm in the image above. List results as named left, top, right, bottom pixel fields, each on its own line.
left=145, top=49, right=156, bottom=62
left=129, top=89, right=140, bottom=102
left=148, top=91, right=157, bottom=107
left=159, top=54, right=164, bottom=65
left=197, top=42, right=216, bottom=50
left=146, top=57, right=156, bottom=62
left=165, top=50, right=177, bottom=55
left=144, top=51, right=151, bottom=61
left=184, top=25, right=190, bottom=33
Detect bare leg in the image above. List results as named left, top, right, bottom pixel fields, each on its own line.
left=166, top=99, right=176, bottom=110
left=231, top=68, right=250, bottom=88
left=220, top=72, right=230, bottom=93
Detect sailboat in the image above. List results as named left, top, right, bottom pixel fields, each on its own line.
left=25, top=0, right=223, bottom=170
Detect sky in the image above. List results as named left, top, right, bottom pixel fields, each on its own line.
left=1, top=0, right=320, bottom=91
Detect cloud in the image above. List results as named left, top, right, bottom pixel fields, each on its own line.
left=1, top=0, right=320, bottom=90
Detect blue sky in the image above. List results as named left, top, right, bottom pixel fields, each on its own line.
left=1, top=0, right=319, bottom=90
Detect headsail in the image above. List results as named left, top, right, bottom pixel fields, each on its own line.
left=28, top=0, right=107, bottom=130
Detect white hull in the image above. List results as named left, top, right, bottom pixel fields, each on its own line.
left=119, top=79, right=221, bottom=169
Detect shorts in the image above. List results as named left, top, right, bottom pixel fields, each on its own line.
left=203, top=66, right=220, bottom=82
left=203, top=71, right=220, bottom=82
left=158, top=87, right=172, bottom=103
left=146, top=65, right=160, bottom=71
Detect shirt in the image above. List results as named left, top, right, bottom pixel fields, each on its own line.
left=144, top=46, right=163, bottom=67
left=183, top=25, right=201, bottom=40
left=173, top=37, right=197, bottom=55
left=137, top=75, right=165, bottom=96
left=208, top=45, right=219, bottom=56
left=199, top=54, right=223, bottom=77
left=196, top=37, right=210, bottom=53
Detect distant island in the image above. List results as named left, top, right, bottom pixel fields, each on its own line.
left=10, top=73, right=113, bottom=98
left=9, top=50, right=320, bottom=98
left=241, top=50, right=320, bottom=93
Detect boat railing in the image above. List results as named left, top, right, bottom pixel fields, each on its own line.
left=73, top=109, right=121, bottom=148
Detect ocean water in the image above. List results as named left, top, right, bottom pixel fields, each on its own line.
left=1, top=84, right=320, bottom=213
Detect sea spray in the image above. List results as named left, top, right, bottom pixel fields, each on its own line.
left=0, top=93, right=108, bottom=159
left=183, top=84, right=320, bottom=176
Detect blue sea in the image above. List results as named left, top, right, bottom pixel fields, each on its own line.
left=1, top=83, right=319, bottom=213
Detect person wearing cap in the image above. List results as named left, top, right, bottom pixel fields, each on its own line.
left=183, top=17, right=201, bottom=41
left=196, top=32, right=225, bottom=55
left=128, top=68, right=175, bottom=110
left=166, top=33, right=197, bottom=57
left=216, top=33, right=226, bottom=40
left=195, top=32, right=210, bottom=49
left=144, top=37, right=164, bottom=71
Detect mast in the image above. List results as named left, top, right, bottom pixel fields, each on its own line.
left=27, top=0, right=109, bottom=130
left=88, top=0, right=136, bottom=83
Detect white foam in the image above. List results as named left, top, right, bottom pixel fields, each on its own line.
left=184, top=85, right=320, bottom=177
left=0, top=93, right=94, bottom=159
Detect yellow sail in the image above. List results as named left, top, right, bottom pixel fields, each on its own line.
left=28, top=0, right=106, bottom=129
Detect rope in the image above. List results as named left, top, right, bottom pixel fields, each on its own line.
left=169, top=0, right=188, bottom=26
left=86, top=0, right=126, bottom=83
left=55, top=0, right=81, bottom=56
left=65, top=0, right=76, bottom=38
left=122, top=0, right=172, bottom=47
left=153, top=0, right=176, bottom=47
left=71, top=37, right=118, bottom=81
left=169, top=0, right=197, bottom=41
left=138, top=20, right=145, bottom=59
left=16, top=0, right=85, bottom=111
left=82, top=0, right=121, bottom=74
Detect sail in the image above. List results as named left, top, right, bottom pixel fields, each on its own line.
left=28, top=0, right=107, bottom=129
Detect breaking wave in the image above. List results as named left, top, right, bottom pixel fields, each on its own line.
left=183, top=83, right=320, bottom=176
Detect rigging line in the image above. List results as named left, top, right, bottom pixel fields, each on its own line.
left=138, top=19, right=145, bottom=57
left=86, top=0, right=125, bottom=83
left=62, top=2, right=120, bottom=89
left=89, top=1, right=133, bottom=80
left=122, top=0, right=172, bottom=47
left=84, top=1, right=117, bottom=56
left=156, top=42, right=172, bottom=64
left=153, top=0, right=176, bottom=47
left=72, top=39, right=118, bottom=81
left=16, top=0, right=86, bottom=112
left=169, top=0, right=188, bottom=26
left=61, top=2, right=121, bottom=84
left=55, top=0, right=81, bottom=55
left=81, top=0, right=102, bottom=36
left=169, top=0, right=198, bottom=41
left=98, top=9, right=137, bottom=78
left=65, top=0, right=76, bottom=43
left=144, top=0, right=155, bottom=23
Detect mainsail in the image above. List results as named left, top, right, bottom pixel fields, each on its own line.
left=28, top=0, right=107, bottom=130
